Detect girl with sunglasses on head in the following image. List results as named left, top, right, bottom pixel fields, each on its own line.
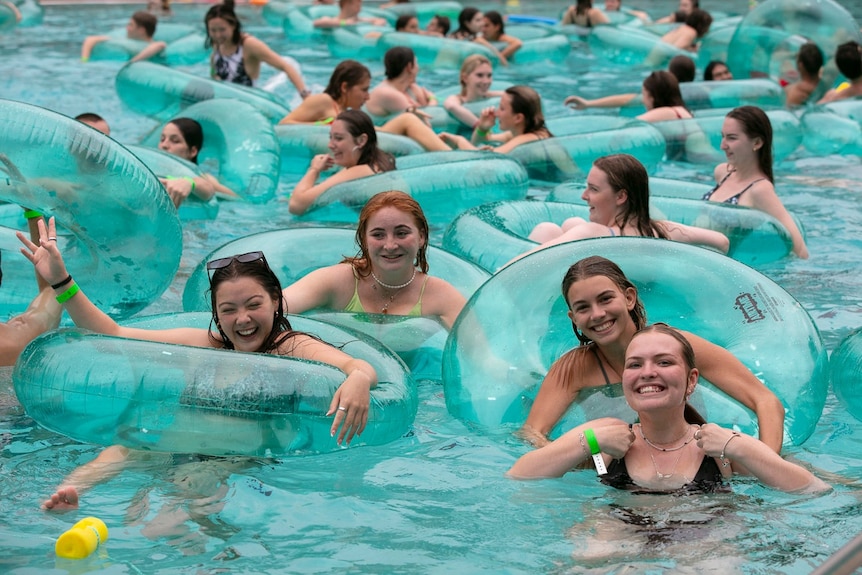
left=19, top=217, right=376, bottom=509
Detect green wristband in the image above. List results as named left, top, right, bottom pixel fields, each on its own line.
left=55, top=283, right=80, bottom=304
left=182, top=176, right=196, bottom=192
left=23, top=210, right=42, bottom=220
left=583, top=428, right=601, bottom=454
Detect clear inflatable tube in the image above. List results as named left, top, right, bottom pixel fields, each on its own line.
left=376, top=32, right=500, bottom=69
left=383, top=1, right=462, bottom=27
left=587, top=25, right=690, bottom=68
left=726, top=0, right=858, bottom=102
left=303, top=152, right=529, bottom=225
left=280, top=4, right=394, bottom=41
left=442, top=237, right=828, bottom=446
left=801, top=100, right=862, bottom=156
left=126, top=145, right=219, bottom=221
left=115, top=61, right=291, bottom=125
left=614, top=80, right=787, bottom=116
left=0, top=99, right=182, bottom=319
left=832, top=328, right=862, bottom=423
left=13, top=315, right=418, bottom=456
left=509, top=123, right=666, bottom=183
left=275, top=124, right=424, bottom=177
left=140, top=99, right=281, bottom=203
left=442, top=199, right=793, bottom=272
left=91, top=24, right=208, bottom=65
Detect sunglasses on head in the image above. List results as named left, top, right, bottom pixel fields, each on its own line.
left=206, top=251, right=266, bottom=274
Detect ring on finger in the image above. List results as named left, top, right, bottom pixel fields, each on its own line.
left=337, top=406, right=347, bottom=412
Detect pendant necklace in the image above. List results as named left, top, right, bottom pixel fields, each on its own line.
left=648, top=450, right=686, bottom=480
left=639, top=424, right=695, bottom=480
left=371, top=268, right=417, bottom=314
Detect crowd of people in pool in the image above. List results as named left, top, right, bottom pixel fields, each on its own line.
left=5, top=0, right=859, bottom=554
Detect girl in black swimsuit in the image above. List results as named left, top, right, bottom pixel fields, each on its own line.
left=509, top=324, right=828, bottom=495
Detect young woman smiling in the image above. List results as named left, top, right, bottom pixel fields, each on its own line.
left=288, top=109, right=396, bottom=215
left=443, top=55, right=504, bottom=130
left=518, top=256, right=786, bottom=452
left=283, top=191, right=466, bottom=329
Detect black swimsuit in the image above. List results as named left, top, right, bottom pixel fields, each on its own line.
left=701, top=172, right=766, bottom=205
left=602, top=453, right=728, bottom=495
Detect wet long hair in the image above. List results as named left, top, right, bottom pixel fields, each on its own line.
left=561, top=255, right=647, bottom=346
left=593, top=154, right=669, bottom=239
left=726, top=106, right=774, bottom=183
left=333, top=109, right=395, bottom=173
left=166, top=117, right=204, bottom=163
left=341, top=190, right=430, bottom=277
left=629, top=323, right=706, bottom=425
left=642, top=70, right=687, bottom=109
left=505, top=85, right=551, bottom=136
left=324, top=60, right=371, bottom=102
left=204, top=3, right=243, bottom=48
left=207, top=255, right=301, bottom=354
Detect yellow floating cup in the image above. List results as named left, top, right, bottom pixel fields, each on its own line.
left=55, top=517, right=109, bottom=559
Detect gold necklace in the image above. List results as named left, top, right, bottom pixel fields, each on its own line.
left=648, top=450, right=686, bottom=479
left=380, top=287, right=402, bottom=314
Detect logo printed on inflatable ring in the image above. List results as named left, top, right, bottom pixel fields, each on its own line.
left=734, top=292, right=765, bottom=323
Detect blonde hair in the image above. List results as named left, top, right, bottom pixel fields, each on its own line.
left=459, top=54, right=493, bottom=96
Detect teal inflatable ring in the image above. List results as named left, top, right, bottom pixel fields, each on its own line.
left=303, top=152, right=529, bottom=225
left=14, top=314, right=418, bottom=457
left=126, top=145, right=219, bottom=221
left=140, top=99, right=281, bottom=203
left=442, top=237, right=827, bottom=446
left=442, top=199, right=793, bottom=271
left=0, top=99, right=181, bottom=319
left=115, top=61, right=290, bottom=125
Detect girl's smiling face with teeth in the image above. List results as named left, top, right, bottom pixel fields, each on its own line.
left=215, top=276, right=279, bottom=353
left=365, top=207, right=425, bottom=272
left=622, top=331, right=698, bottom=410
left=566, top=275, right=637, bottom=344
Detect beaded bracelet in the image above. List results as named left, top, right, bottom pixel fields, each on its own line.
left=55, top=283, right=80, bottom=304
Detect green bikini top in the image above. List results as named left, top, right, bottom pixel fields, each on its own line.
left=344, top=271, right=428, bottom=316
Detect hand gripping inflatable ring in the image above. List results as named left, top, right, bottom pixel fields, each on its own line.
left=302, top=152, right=529, bottom=225
left=442, top=237, right=827, bottom=446
left=126, top=145, right=219, bottom=221
left=0, top=99, right=181, bottom=319
left=140, top=99, right=281, bottom=203
left=14, top=313, right=418, bottom=457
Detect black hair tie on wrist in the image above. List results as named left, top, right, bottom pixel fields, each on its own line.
left=51, top=274, right=73, bottom=290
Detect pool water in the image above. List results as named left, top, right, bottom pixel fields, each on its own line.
left=2, top=1, right=862, bottom=573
